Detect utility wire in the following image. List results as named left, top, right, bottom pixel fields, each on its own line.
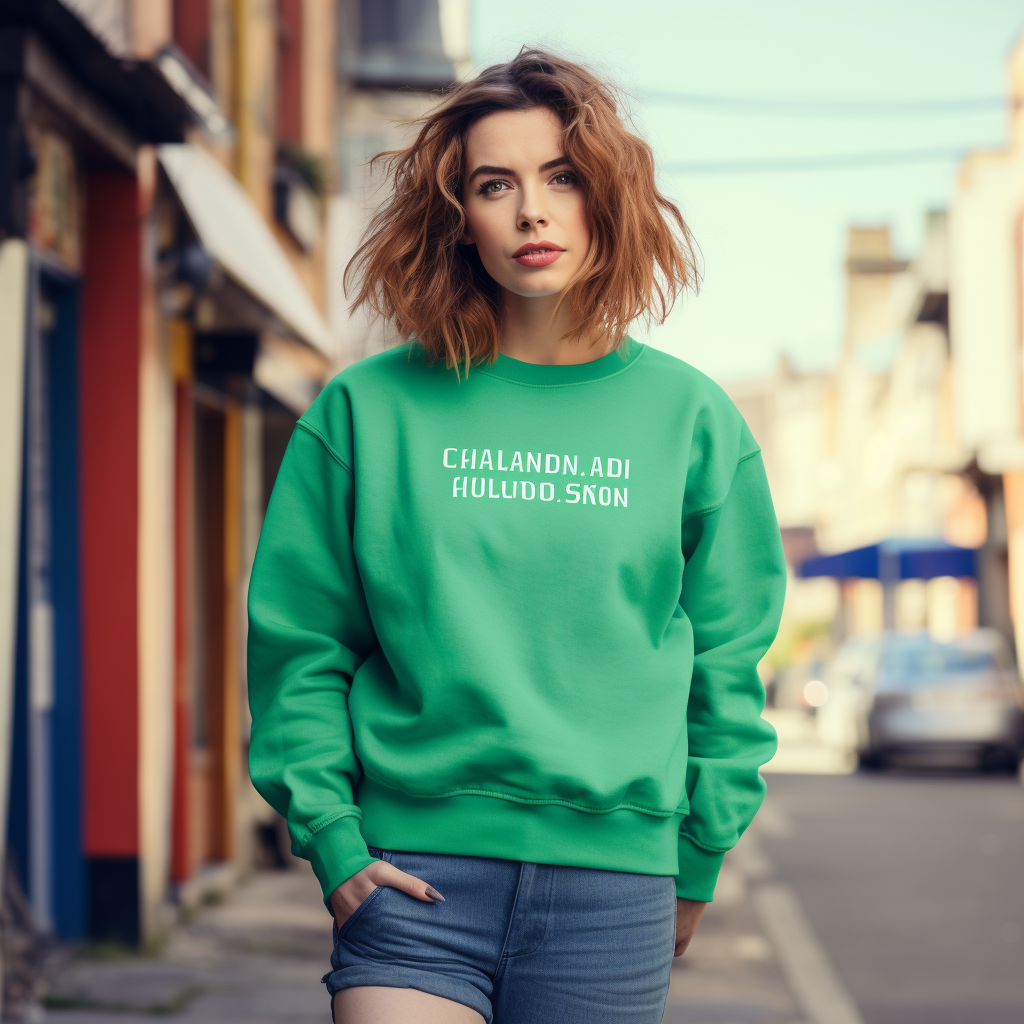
left=664, top=145, right=997, bottom=175
left=640, top=91, right=1007, bottom=118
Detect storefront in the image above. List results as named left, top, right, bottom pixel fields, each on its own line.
left=156, top=142, right=333, bottom=893
left=0, top=0, right=334, bottom=947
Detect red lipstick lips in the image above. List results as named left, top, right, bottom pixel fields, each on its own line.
left=512, top=241, right=565, bottom=267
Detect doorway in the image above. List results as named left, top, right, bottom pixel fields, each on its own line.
left=10, top=266, right=84, bottom=938
left=180, top=390, right=241, bottom=873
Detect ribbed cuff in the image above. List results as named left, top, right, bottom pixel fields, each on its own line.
left=303, top=815, right=375, bottom=903
left=675, top=834, right=725, bottom=902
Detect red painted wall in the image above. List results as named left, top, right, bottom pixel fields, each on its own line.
left=173, top=0, right=212, bottom=78
left=277, top=0, right=303, bottom=144
left=80, top=171, right=141, bottom=858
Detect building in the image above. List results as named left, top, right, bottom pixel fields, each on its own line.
left=0, top=0, right=338, bottom=951
left=949, top=28, right=1024, bottom=662
left=728, top=214, right=985, bottom=656
left=0, top=0, right=197, bottom=950
left=328, top=0, right=470, bottom=362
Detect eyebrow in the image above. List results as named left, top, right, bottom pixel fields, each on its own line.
left=468, top=156, right=571, bottom=179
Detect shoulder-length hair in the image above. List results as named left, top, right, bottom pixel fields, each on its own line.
left=345, top=47, right=698, bottom=373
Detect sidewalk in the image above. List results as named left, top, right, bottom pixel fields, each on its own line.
left=44, top=867, right=333, bottom=1023
left=42, top=846, right=804, bottom=1024
left=663, top=853, right=805, bottom=1024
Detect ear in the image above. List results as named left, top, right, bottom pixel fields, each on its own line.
left=459, top=226, right=476, bottom=246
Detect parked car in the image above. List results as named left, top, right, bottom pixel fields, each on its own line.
left=859, top=630, right=1024, bottom=772
left=815, top=634, right=883, bottom=751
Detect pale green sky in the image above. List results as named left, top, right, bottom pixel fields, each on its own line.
left=472, top=0, right=1023, bottom=382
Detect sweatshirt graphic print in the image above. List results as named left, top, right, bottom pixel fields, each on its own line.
left=246, top=340, right=786, bottom=903
left=446, top=446, right=631, bottom=506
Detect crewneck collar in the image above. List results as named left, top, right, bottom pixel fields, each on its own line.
left=475, top=338, right=644, bottom=386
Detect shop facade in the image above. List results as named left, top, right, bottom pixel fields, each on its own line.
left=0, top=0, right=335, bottom=947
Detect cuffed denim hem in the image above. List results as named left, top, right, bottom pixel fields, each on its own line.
left=322, top=964, right=493, bottom=1023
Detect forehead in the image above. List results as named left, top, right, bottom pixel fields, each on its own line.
left=464, top=107, right=564, bottom=169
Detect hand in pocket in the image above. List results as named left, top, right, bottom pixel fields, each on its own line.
left=329, top=857, right=445, bottom=930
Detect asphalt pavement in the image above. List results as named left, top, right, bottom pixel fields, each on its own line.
left=755, top=770, right=1024, bottom=1024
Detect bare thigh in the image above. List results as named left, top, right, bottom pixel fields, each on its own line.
left=334, top=985, right=487, bottom=1024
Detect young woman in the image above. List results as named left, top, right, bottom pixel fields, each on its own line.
left=247, top=48, right=786, bottom=1024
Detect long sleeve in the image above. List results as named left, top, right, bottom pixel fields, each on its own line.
left=247, top=422, right=378, bottom=901
left=675, top=449, right=786, bottom=901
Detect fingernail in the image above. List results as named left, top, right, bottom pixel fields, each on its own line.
left=425, top=885, right=446, bottom=902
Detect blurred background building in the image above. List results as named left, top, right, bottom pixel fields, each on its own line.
left=950, top=35, right=1024, bottom=664
left=725, top=34, right=1024, bottom=705
left=0, top=0, right=470, bottom=962
left=328, top=0, right=470, bottom=359
left=731, top=213, right=986, bottom=657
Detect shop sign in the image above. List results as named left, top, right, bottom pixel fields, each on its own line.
left=28, top=132, right=81, bottom=270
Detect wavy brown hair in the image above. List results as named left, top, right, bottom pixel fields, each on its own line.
left=344, top=47, right=699, bottom=373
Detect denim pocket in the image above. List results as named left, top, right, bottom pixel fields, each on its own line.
left=335, top=884, right=386, bottom=944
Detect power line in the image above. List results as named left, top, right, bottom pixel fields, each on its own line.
left=640, top=90, right=1007, bottom=118
left=664, top=145, right=990, bottom=175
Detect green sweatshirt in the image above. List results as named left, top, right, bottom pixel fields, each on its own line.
left=247, top=339, right=785, bottom=904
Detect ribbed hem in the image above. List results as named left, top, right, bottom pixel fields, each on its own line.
left=357, top=777, right=682, bottom=877
left=303, top=815, right=375, bottom=902
left=675, top=834, right=725, bottom=902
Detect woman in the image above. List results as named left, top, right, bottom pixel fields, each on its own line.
left=247, top=48, right=786, bottom=1024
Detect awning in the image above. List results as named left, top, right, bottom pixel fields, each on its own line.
left=253, top=334, right=329, bottom=415
left=798, top=538, right=976, bottom=581
left=158, top=144, right=335, bottom=358
left=3, top=0, right=198, bottom=144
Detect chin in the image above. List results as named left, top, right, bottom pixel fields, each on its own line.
left=504, top=273, right=574, bottom=298
left=509, top=286, right=566, bottom=298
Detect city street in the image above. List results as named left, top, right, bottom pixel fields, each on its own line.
left=4, top=2, right=1024, bottom=1020
left=37, top=766, right=1024, bottom=1023
left=755, top=771, right=1024, bottom=1024
left=41, top=852, right=800, bottom=1024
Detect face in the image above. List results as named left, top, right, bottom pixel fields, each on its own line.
left=461, top=107, right=590, bottom=300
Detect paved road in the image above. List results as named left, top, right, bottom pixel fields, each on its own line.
left=755, top=771, right=1024, bottom=1024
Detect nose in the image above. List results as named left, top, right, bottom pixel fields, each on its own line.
left=517, top=182, right=549, bottom=231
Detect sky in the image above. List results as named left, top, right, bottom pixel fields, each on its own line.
left=471, top=0, right=1024, bottom=383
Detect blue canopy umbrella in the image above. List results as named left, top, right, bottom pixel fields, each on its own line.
left=798, top=537, right=976, bottom=581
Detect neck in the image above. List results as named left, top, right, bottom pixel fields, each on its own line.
left=497, top=289, right=613, bottom=365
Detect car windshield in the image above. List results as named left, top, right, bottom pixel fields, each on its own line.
left=880, top=642, right=1000, bottom=690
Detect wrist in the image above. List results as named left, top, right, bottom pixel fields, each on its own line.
left=305, top=816, right=374, bottom=902
left=676, top=834, right=725, bottom=902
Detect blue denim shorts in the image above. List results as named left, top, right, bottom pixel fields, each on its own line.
left=322, top=846, right=677, bottom=1024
